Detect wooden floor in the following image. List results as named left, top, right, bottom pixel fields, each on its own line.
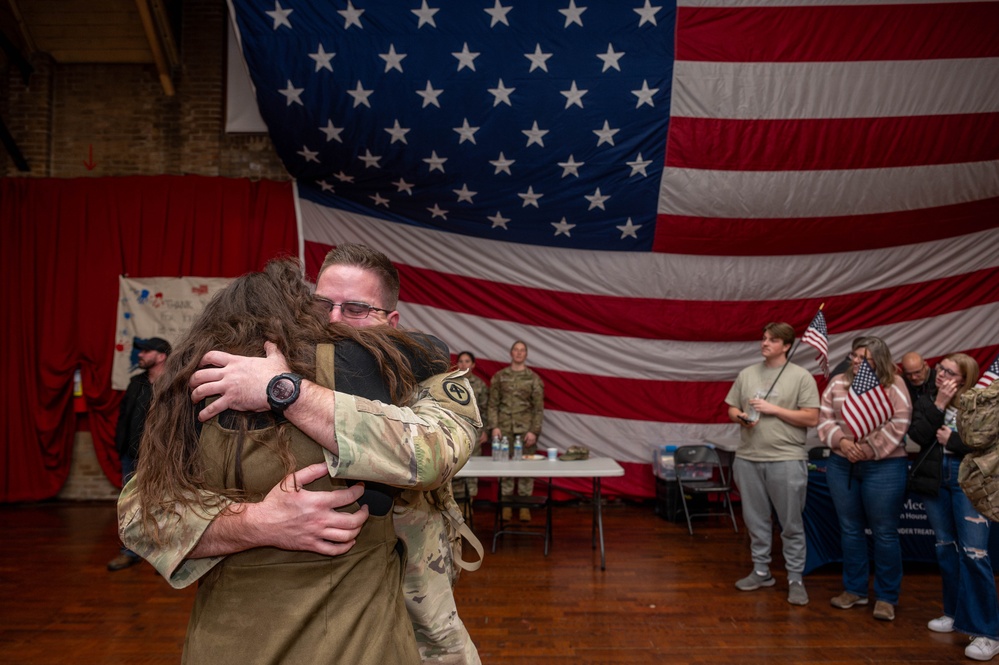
left=0, top=497, right=984, bottom=664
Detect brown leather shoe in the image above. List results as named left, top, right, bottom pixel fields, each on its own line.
left=107, top=553, right=141, bottom=572
left=830, top=591, right=868, bottom=609
left=873, top=600, right=895, bottom=621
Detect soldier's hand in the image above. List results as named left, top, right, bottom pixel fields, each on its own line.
left=190, top=341, right=291, bottom=421
left=249, top=463, right=368, bottom=556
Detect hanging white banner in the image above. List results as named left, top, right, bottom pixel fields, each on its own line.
left=112, top=276, right=233, bottom=390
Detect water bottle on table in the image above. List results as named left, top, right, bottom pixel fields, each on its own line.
left=513, top=435, right=523, bottom=461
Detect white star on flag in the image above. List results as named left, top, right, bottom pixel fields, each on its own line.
left=308, top=44, right=334, bottom=72
left=346, top=81, right=373, bottom=108
left=319, top=120, right=343, bottom=143
left=617, top=217, right=641, bottom=239
left=488, top=211, right=510, bottom=229
left=559, top=0, right=587, bottom=28
left=523, top=121, right=549, bottom=147
left=384, top=120, right=410, bottom=144
left=423, top=151, right=447, bottom=173
left=490, top=153, right=515, bottom=175
left=489, top=79, right=515, bottom=107
left=558, top=155, right=584, bottom=177
left=593, top=120, right=619, bottom=146
left=484, top=0, right=512, bottom=27
left=338, top=1, right=364, bottom=29
left=297, top=146, right=320, bottom=163
left=634, top=0, right=662, bottom=27
left=412, top=0, right=439, bottom=28
left=552, top=217, right=576, bottom=236
left=453, top=119, right=480, bottom=144
left=379, top=45, right=406, bottom=73
left=453, top=184, right=477, bottom=203
left=279, top=80, right=304, bottom=106
left=561, top=81, right=588, bottom=109
left=416, top=81, right=443, bottom=108
left=265, top=1, right=293, bottom=30
left=452, top=43, right=480, bottom=72
left=627, top=153, right=652, bottom=177
left=525, top=44, right=553, bottom=73
left=519, top=186, right=543, bottom=207
left=597, top=44, right=624, bottom=72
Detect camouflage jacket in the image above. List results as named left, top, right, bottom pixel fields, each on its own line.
left=486, top=366, right=544, bottom=436
left=117, top=369, right=480, bottom=587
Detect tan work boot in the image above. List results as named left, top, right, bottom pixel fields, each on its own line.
left=519, top=508, right=531, bottom=523
left=501, top=507, right=512, bottom=522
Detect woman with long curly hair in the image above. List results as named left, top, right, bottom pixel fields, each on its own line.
left=818, top=336, right=912, bottom=622
left=135, top=259, right=449, bottom=665
left=908, top=353, right=999, bottom=661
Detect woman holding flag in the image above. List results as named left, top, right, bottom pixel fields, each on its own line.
left=817, top=336, right=912, bottom=622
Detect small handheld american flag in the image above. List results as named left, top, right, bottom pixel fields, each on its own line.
left=976, top=352, right=999, bottom=389
left=801, top=310, right=829, bottom=378
left=842, top=358, right=894, bottom=442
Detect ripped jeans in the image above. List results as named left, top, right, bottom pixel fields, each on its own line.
left=922, top=455, right=999, bottom=639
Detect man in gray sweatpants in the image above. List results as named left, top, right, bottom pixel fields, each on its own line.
left=725, top=322, right=820, bottom=606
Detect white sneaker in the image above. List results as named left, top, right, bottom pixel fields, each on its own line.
left=928, top=615, right=954, bottom=633
left=966, top=637, right=999, bottom=661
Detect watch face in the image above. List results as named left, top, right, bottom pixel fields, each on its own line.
left=271, top=377, right=295, bottom=401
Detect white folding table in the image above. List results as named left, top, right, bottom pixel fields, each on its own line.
left=455, top=457, right=624, bottom=570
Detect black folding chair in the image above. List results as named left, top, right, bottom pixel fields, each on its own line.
left=675, top=445, right=738, bottom=535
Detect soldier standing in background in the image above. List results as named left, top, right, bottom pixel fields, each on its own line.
left=488, top=340, right=544, bottom=523
left=454, top=351, right=489, bottom=516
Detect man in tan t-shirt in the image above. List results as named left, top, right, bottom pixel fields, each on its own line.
left=725, top=322, right=820, bottom=606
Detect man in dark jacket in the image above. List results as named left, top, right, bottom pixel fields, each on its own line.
left=901, top=351, right=936, bottom=404
left=107, top=336, right=170, bottom=571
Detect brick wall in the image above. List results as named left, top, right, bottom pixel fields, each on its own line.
left=2, top=0, right=288, bottom=180
left=3, top=0, right=291, bottom=498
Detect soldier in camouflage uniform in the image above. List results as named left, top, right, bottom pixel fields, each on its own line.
left=119, top=249, right=482, bottom=664
left=453, top=351, right=489, bottom=505
left=487, top=340, right=545, bottom=522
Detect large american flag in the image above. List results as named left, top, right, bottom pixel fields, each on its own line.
left=227, top=0, right=999, bottom=493
left=842, top=359, right=895, bottom=442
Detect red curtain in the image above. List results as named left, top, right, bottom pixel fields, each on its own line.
left=0, top=176, right=297, bottom=502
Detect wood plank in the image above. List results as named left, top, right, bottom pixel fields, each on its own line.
left=0, top=499, right=983, bottom=664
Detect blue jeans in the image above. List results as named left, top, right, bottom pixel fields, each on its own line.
left=825, top=454, right=908, bottom=604
left=923, top=455, right=999, bottom=639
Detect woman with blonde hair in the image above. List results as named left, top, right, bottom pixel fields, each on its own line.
left=908, top=353, right=999, bottom=662
left=818, top=336, right=912, bottom=622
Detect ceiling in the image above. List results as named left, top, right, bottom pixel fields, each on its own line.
left=1, top=0, right=181, bottom=95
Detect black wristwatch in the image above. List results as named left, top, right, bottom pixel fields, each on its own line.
left=267, top=373, right=302, bottom=412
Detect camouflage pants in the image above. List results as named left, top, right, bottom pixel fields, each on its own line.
left=500, top=442, right=537, bottom=497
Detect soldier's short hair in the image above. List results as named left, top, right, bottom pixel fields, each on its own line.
left=319, top=243, right=401, bottom=309
left=511, top=340, right=528, bottom=353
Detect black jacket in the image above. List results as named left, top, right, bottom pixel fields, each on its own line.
left=907, top=386, right=973, bottom=496
left=115, top=372, right=154, bottom=460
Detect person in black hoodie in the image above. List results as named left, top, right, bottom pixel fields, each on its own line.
left=908, top=352, right=999, bottom=662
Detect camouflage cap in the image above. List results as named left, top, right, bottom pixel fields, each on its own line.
left=559, top=445, right=590, bottom=461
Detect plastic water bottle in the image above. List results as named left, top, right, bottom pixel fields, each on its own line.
left=501, top=436, right=510, bottom=461
left=513, top=435, right=523, bottom=461
left=492, top=434, right=502, bottom=461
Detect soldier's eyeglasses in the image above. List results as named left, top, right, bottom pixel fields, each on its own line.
left=313, top=296, right=390, bottom=319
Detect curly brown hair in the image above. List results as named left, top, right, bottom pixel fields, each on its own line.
left=135, top=258, right=444, bottom=539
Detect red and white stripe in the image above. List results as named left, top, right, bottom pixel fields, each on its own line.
left=298, top=0, right=999, bottom=496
